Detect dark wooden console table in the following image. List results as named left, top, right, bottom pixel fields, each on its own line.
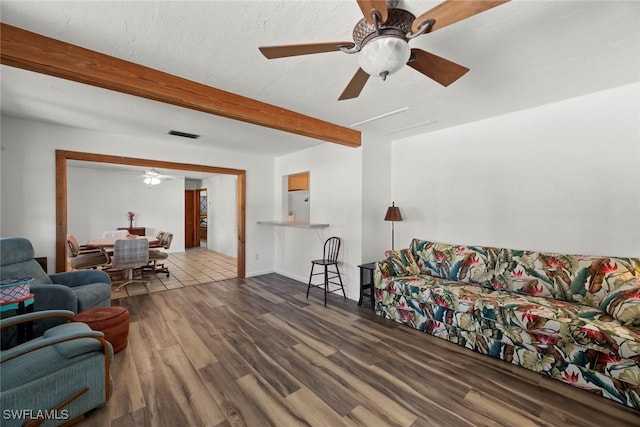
left=118, top=227, right=145, bottom=236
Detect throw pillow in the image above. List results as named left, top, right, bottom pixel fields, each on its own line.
left=385, top=248, right=420, bottom=277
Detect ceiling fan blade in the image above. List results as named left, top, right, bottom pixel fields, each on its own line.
left=412, top=0, right=509, bottom=33
left=339, top=68, right=370, bottom=101
left=259, top=42, right=355, bottom=59
left=356, top=0, right=389, bottom=25
left=407, top=49, right=470, bottom=87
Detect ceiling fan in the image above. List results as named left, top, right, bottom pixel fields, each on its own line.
left=259, top=0, right=510, bottom=100
left=142, top=169, right=174, bottom=186
left=121, top=169, right=173, bottom=186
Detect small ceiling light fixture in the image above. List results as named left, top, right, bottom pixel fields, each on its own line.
left=144, top=176, right=161, bottom=186
left=358, top=36, right=411, bottom=80
left=351, top=8, right=433, bottom=81
left=143, top=170, right=162, bottom=186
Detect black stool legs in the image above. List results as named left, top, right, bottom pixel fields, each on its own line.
left=306, top=260, right=345, bottom=306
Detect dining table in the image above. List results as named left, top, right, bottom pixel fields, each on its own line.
left=86, top=235, right=159, bottom=248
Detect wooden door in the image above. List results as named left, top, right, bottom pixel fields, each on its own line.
left=185, top=189, right=200, bottom=248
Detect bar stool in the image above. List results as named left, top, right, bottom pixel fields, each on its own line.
left=307, top=237, right=346, bottom=306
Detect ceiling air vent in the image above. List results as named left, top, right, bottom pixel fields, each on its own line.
left=168, top=130, right=200, bottom=139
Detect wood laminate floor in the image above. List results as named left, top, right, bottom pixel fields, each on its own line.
left=81, top=274, right=639, bottom=427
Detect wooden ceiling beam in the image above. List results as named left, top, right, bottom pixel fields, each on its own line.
left=0, top=23, right=361, bottom=148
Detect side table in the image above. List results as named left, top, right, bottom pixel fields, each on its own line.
left=358, top=262, right=377, bottom=310
left=0, top=293, right=35, bottom=345
left=118, top=227, right=145, bottom=236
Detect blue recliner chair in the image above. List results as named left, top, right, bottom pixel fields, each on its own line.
left=1, top=310, right=113, bottom=426
left=0, top=237, right=112, bottom=348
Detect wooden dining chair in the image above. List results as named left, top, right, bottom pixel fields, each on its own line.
left=147, top=232, right=173, bottom=278
left=147, top=231, right=166, bottom=249
left=66, top=235, right=110, bottom=270
left=306, top=236, right=345, bottom=306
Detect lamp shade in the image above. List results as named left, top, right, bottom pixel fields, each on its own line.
left=358, top=36, right=411, bottom=78
left=384, top=203, right=403, bottom=222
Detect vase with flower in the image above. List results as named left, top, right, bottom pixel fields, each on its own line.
left=127, top=211, right=135, bottom=229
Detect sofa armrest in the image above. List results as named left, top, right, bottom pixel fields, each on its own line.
left=49, top=270, right=111, bottom=288
left=374, top=259, right=393, bottom=289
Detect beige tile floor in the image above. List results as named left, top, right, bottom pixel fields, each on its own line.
left=109, top=247, right=237, bottom=299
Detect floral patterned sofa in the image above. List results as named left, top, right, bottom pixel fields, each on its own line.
left=374, top=238, right=640, bottom=410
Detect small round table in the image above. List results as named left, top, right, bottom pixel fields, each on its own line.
left=70, top=306, right=130, bottom=353
left=0, top=292, right=35, bottom=345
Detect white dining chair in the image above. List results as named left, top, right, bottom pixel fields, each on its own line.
left=111, top=238, right=149, bottom=291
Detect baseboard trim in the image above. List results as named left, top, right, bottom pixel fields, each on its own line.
left=245, top=268, right=276, bottom=278
left=273, top=269, right=308, bottom=284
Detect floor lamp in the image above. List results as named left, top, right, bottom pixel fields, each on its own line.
left=384, top=201, right=403, bottom=250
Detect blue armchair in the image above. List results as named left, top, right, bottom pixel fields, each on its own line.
left=1, top=310, right=113, bottom=426
left=0, top=237, right=111, bottom=348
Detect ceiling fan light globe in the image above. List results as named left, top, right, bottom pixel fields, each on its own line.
left=358, top=36, right=410, bottom=78
left=144, top=176, right=161, bottom=186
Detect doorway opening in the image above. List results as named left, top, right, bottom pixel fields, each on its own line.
left=184, top=187, right=212, bottom=249
left=199, top=189, right=207, bottom=248
left=55, top=150, right=246, bottom=278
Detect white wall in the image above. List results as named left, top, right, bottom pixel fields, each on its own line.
left=361, top=133, right=393, bottom=262
left=391, top=82, right=640, bottom=257
left=0, top=116, right=276, bottom=275
left=67, top=166, right=185, bottom=252
left=205, top=174, right=237, bottom=257
left=185, top=179, right=202, bottom=190
left=273, top=142, right=363, bottom=300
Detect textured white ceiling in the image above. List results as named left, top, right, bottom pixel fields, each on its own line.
left=1, top=1, right=639, bottom=156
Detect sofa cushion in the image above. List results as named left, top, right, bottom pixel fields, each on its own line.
left=493, top=249, right=575, bottom=300
left=498, top=294, right=640, bottom=359
left=385, top=248, right=420, bottom=277
left=379, top=274, right=502, bottom=321
left=493, top=249, right=640, bottom=309
left=410, top=238, right=497, bottom=288
left=380, top=274, right=640, bottom=360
